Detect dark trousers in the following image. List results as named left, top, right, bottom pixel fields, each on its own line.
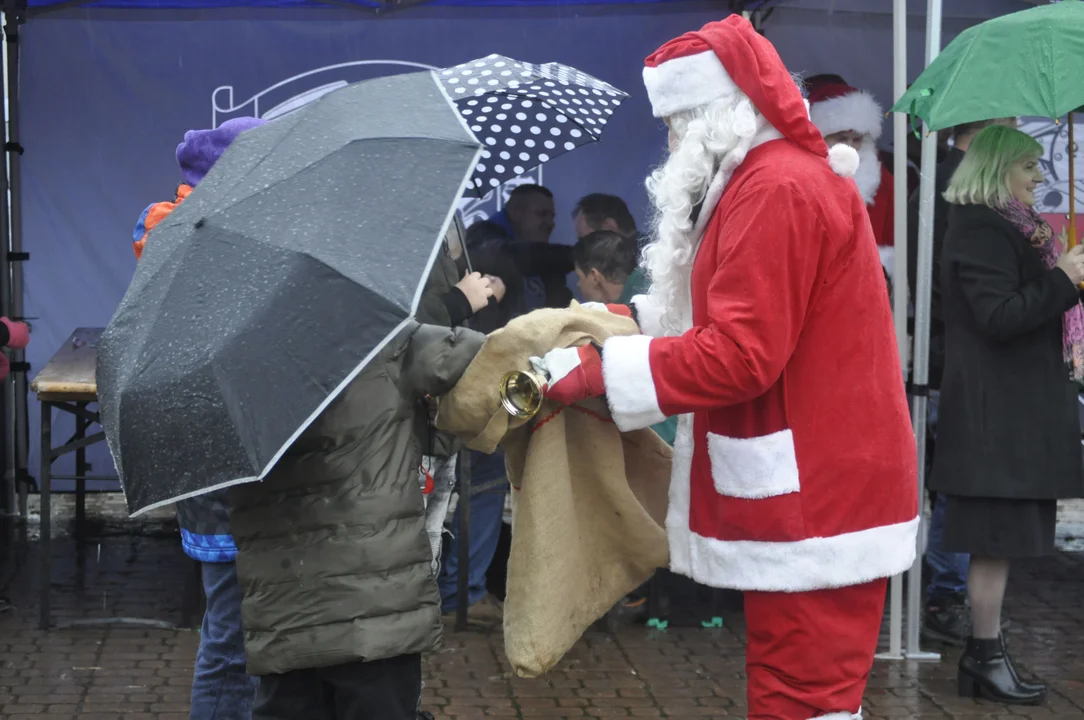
left=253, top=654, right=422, bottom=720
left=190, top=561, right=257, bottom=720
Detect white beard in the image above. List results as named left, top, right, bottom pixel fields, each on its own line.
left=852, top=139, right=883, bottom=204
left=642, top=95, right=773, bottom=336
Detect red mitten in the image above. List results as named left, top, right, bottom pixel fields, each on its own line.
left=0, top=318, right=29, bottom=350
left=0, top=353, right=9, bottom=382
left=529, top=343, right=605, bottom=407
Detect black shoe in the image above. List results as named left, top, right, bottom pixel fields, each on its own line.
left=998, top=634, right=1046, bottom=694
left=417, top=712, right=435, bottom=720
left=958, top=637, right=1046, bottom=705
left=922, top=602, right=970, bottom=647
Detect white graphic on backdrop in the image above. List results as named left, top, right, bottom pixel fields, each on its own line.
left=1020, top=117, right=1083, bottom=216
left=211, top=60, right=542, bottom=222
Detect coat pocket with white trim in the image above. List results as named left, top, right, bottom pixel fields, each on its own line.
left=706, top=429, right=801, bottom=499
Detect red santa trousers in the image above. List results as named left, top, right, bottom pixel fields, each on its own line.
left=744, top=578, right=887, bottom=720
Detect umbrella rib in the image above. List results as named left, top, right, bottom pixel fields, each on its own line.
left=255, top=316, right=416, bottom=480
left=928, top=35, right=981, bottom=131
left=197, top=116, right=310, bottom=221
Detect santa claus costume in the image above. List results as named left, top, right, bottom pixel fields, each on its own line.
left=536, top=16, right=918, bottom=720
left=806, top=76, right=896, bottom=276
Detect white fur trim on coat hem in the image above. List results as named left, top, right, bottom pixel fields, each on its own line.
left=665, top=415, right=696, bottom=575
left=667, top=418, right=917, bottom=593
left=810, top=710, right=861, bottom=720
left=601, top=334, right=667, bottom=431
left=671, top=515, right=919, bottom=593
left=643, top=50, right=738, bottom=119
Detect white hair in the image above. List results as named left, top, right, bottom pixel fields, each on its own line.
left=642, top=92, right=769, bottom=335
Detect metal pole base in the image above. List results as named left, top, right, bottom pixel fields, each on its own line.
left=874, top=651, right=904, bottom=661
left=905, top=650, right=942, bottom=662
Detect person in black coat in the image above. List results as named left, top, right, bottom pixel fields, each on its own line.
left=906, top=118, right=1016, bottom=647
left=933, top=125, right=1084, bottom=705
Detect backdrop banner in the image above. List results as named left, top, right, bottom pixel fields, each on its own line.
left=20, top=2, right=1013, bottom=492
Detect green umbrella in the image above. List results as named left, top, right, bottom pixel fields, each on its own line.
left=891, top=0, right=1084, bottom=131
left=891, top=0, right=1084, bottom=243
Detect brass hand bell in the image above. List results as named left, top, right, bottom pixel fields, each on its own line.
left=498, top=369, right=547, bottom=419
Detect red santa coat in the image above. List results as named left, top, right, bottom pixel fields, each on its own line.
left=868, top=165, right=894, bottom=248
left=602, top=139, right=918, bottom=592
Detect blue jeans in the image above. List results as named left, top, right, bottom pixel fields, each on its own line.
left=924, top=391, right=969, bottom=605
left=191, top=561, right=257, bottom=720
left=438, top=451, right=508, bottom=612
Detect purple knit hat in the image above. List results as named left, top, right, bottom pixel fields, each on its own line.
left=176, top=116, right=266, bottom=187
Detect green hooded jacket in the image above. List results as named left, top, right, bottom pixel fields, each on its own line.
left=228, top=321, right=484, bottom=675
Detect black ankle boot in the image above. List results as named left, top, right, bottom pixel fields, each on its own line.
left=958, top=637, right=1046, bottom=705
left=998, top=634, right=1047, bottom=694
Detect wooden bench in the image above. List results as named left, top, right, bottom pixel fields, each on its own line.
left=30, top=328, right=202, bottom=631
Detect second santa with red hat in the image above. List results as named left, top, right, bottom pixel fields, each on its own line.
left=532, top=14, right=918, bottom=720
left=806, top=74, right=897, bottom=276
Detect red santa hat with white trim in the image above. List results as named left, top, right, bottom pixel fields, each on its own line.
left=641, top=15, right=860, bottom=178
left=804, top=73, right=886, bottom=204
left=805, top=74, right=885, bottom=142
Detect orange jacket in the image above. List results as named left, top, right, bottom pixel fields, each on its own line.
left=133, top=184, right=192, bottom=260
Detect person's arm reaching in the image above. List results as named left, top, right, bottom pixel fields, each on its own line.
left=601, top=183, right=825, bottom=431
left=403, top=325, right=486, bottom=398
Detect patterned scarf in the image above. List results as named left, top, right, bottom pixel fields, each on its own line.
left=996, top=198, right=1084, bottom=380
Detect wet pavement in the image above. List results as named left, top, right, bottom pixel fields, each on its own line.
left=1, top=494, right=1083, bottom=719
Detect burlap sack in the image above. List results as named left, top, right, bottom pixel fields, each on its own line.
left=436, top=306, right=671, bottom=678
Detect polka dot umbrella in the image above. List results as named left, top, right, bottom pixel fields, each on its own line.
left=436, top=54, right=628, bottom=196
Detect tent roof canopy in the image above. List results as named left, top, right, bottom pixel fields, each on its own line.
left=12, top=0, right=734, bottom=11
left=7, top=0, right=1044, bottom=18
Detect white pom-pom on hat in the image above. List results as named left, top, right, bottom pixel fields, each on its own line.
left=828, top=143, right=859, bottom=178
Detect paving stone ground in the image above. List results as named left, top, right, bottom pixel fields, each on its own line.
left=1, top=496, right=1083, bottom=719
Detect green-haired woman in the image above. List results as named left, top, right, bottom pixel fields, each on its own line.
left=932, top=124, right=1084, bottom=704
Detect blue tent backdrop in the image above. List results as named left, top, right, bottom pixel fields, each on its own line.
left=5, top=0, right=1038, bottom=497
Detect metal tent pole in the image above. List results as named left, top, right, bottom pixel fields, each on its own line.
left=877, top=0, right=909, bottom=662
left=3, top=10, right=28, bottom=518
left=906, top=0, right=943, bottom=663
left=0, top=8, right=12, bottom=517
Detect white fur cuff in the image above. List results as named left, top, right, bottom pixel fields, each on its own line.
left=601, top=334, right=667, bottom=431
left=643, top=50, right=738, bottom=119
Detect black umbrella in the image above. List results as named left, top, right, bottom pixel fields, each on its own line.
left=98, top=59, right=628, bottom=516
left=436, top=54, right=628, bottom=196
left=98, top=70, right=483, bottom=515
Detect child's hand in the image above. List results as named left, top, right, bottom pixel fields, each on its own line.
left=455, top=272, right=494, bottom=313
